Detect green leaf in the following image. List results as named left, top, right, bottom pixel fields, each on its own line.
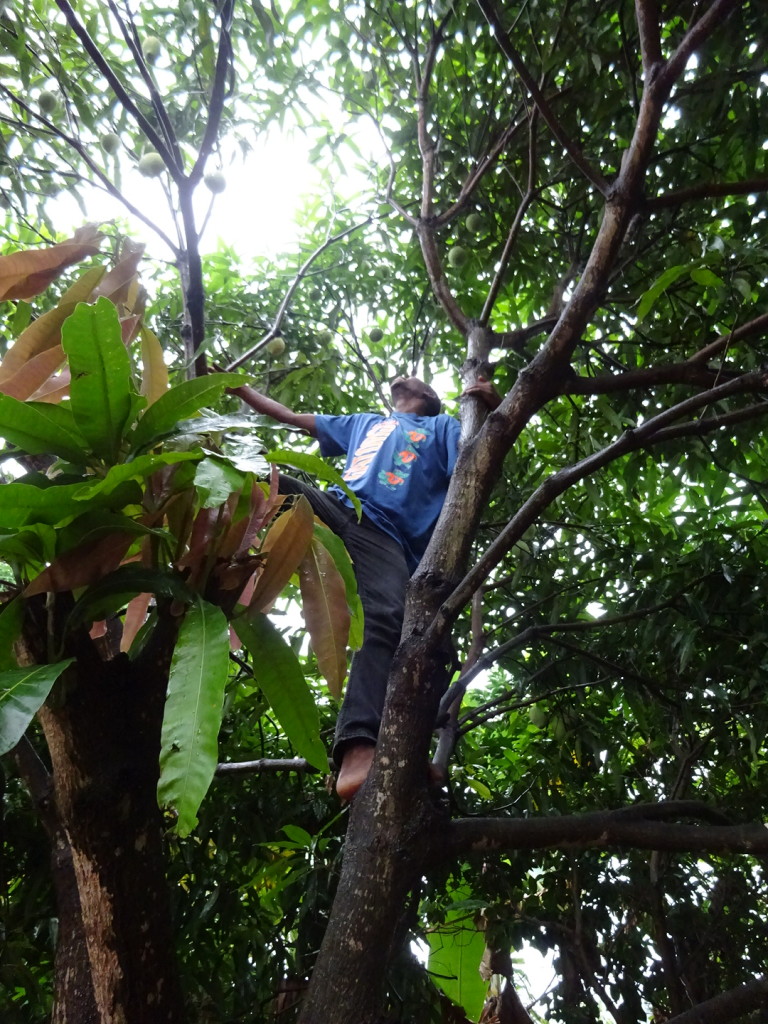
left=0, top=395, right=89, bottom=463
left=0, top=477, right=144, bottom=531
left=0, top=659, right=75, bottom=756
left=265, top=448, right=362, bottom=520
left=689, top=266, right=725, bottom=288
left=635, top=264, right=688, bottom=321
left=194, top=456, right=245, bottom=508
left=74, top=451, right=201, bottom=501
left=61, top=297, right=137, bottom=462
left=67, top=565, right=194, bottom=628
left=157, top=598, right=230, bottom=837
left=0, top=525, right=56, bottom=572
left=427, top=894, right=488, bottom=1020
left=130, top=373, right=245, bottom=451
left=0, top=480, right=94, bottom=529
left=236, top=609, right=327, bottom=770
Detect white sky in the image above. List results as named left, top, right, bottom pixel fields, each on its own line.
left=52, top=128, right=333, bottom=262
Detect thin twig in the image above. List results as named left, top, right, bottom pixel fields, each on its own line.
left=225, top=218, right=371, bottom=371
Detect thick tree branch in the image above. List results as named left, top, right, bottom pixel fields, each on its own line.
left=648, top=176, right=768, bottom=209
left=412, top=28, right=471, bottom=335
left=445, top=802, right=768, bottom=860
left=687, top=310, right=768, bottom=365
left=559, top=359, right=733, bottom=396
left=416, top=31, right=442, bottom=221
left=106, top=0, right=183, bottom=170
left=415, top=222, right=472, bottom=335
left=656, top=0, right=743, bottom=94
left=435, top=109, right=527, bottom=229
left=440, top=587, right=687, bottom=723
left=664, top=976, right=768, bottom=1024
left=635, top=0, right=663, bottom=76
left=430, top=371, right=768, bottom=638
left=647, top=400, right=768, bottom=444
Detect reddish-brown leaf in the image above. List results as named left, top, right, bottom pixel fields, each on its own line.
left=94, top=242, right=145, bottom=307
left=0, top=225, right=103, bottom=301
left=298, top=534, right=350, bottom=699
left=24, top=531, right=135, bottom=596
left=0, top=345, right=66, bottom=400
left=248, top=495, right=314, bottom=614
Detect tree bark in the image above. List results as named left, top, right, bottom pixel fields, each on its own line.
left=34, top=613, right=185, bottom=1024
left=13, top=737, right=99, bottom=1023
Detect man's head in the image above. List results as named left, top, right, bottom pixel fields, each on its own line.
left=390, top=376, right=441, bottom=416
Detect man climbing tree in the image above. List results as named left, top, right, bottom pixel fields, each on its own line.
left=230, top=373, right=500, bottom=799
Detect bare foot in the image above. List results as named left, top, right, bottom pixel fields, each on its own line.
left=336, top=742, right=376, bottom=802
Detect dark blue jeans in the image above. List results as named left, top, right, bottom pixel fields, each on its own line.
left=278, top=476, right=410, bottom=766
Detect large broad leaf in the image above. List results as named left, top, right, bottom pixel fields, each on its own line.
left=0, top=659, right=75, bottom=756
left=0, top=394, right=89, bottom=462
left=266, top=447, right=362, bottom=520
left=157, top=598, right=230, bottom=836
left=311, top=523, right=364, bottom=650
left=635, top=264, right=689, bottom=321
left=426, top=894, right=488, bottom=1020
left=66, top=565, right=193, bottom=629
left=94, top=241, right=145, bottom=306
left=0, top=225, right=102, bottom=301
left=130, top=373, right=245, bottom=451
left=61, top=297, right=136, bottom=462
left=0, top=477, right=143, bottom=531
left=0, top=480, right=99, bottom=529
left=236, top=609, right=327, bottom=770
left=298, top=533, right=351, bottom=699
left=248, top=494, right=314, bottom=613
left=73, top=451, right=201, bottom=501
left=193, top=456, right=245, bottom=509
left=24, top=519, right=147, bottom=596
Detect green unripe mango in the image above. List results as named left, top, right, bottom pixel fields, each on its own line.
left=266, top=336, right=286, bottom=357
left=38, top=90, right=57, bottom=115
left=448, top=245, right=468, bottom=268
left=204, top=171, right=227, bottom=194
left=138, top=152, right=166, bottom=177
left=100, top=132, right=121, bottom=155
left=142, top=35, right=162, bottom=63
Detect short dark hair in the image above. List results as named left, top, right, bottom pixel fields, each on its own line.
left=422, top=392, right=441, bottom=416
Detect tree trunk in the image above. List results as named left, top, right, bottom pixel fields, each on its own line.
left=298, top=605, right=455, bottom=1022
left=35, top=616, right=185, bottom=1024
left=13, top=737, right=99, bottom=1022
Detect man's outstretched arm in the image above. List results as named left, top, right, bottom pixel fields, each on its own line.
left=230, top=383, right=317, bottom=437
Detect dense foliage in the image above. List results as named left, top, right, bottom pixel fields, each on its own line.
left=1, top=1, right=767, bottom=1023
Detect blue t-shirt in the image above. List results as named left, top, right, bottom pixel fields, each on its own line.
left=315, top=412, right=461, bottom=572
